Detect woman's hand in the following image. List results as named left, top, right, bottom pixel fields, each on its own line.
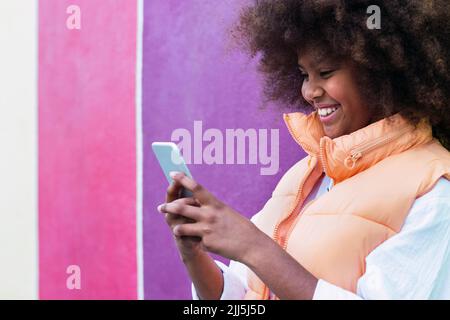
left=160, top=177, right=204, bottom=262
left=158, top=171, right=263, bottom=263
left=159, top=171, right=318, bottom=299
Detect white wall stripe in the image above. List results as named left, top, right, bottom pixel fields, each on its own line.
left=0, top=0, right=38, bottom=299
left=34, top=0, right=40, bottom=300
left=136, top=0, right=145, bottom=300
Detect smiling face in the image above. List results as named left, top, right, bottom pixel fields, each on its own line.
left=298, top=47, right=375, bottom=139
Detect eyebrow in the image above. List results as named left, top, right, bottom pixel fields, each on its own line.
left=297, top=60, right=321, bottom=70
left=298, top=57, right=339, bottom=70
left=298, top=53, right=340, bottom=69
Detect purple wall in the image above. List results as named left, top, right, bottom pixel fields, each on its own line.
left=142, top=0, right=306, bottom=299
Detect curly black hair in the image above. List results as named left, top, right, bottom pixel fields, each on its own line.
left=232, top=0, right=450, bottom=150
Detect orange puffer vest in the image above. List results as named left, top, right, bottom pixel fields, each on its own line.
left=244, top=111, right=450, bottom=300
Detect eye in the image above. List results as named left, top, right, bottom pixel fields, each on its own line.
left=320, top=70, right=335, bottom=78
left=299, top=69, right=309, bottom=80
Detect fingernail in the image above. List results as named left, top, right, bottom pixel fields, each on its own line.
left=169, top=171, right=181, bottom=179
left=157, top=204, right=164, bottom=213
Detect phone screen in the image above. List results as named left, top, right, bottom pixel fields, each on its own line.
left=151, top=142, right=193, bottom=197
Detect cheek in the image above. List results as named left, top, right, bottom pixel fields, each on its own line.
left=327, top=77, right=372, bottom=123
left=324, top=79, right=347, bottom=104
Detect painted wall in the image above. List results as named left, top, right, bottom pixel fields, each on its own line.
left=38, top=0, right=138, bottom=299
left=0, top=0, right=306, bottom=299
left=0, top=0, right=38, bottom=299
left=142, top=0, right=305, bottom=299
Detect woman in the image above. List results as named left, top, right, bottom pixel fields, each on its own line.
left=157, top=0, right=450, bottom=299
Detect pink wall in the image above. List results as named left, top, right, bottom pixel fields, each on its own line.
left=39, top=0, right=137, bottom=299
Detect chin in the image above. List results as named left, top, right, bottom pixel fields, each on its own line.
left=323, top=128, right=341, bottom=139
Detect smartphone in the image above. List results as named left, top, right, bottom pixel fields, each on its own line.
left=151, top=142, right=193, bottom=198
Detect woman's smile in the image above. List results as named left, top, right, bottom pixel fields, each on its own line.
left=316, top=104, right=342, bottom=126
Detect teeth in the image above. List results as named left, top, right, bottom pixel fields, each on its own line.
left=318, top=107, right=338, bottom=117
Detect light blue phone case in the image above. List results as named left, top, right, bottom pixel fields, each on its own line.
left=151, top=142, right=194, bottom=197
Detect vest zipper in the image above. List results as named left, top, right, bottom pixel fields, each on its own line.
left=266, top=115, right=323, bottom=300
left=343, top=125, right=413, bottom=169
left=319, top=139, right=330, bottom=177
left=263, top=159, right=317, bottom=300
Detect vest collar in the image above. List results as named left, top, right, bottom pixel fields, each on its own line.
left=283, top=110, right=433, bottom=183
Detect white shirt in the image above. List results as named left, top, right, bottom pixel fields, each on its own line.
left=192, top=176, right=450, bottom=300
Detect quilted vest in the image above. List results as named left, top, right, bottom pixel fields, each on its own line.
left=244, top=111, right=450, bottom=299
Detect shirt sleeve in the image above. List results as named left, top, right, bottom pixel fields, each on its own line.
left=313, top=177, right=450, bottom=300
left=191, top=259, right=249, bottom=300
left=313, top=279, right=363, bottom=300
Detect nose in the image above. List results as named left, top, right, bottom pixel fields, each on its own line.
left=302, top=79, right=325, bottom=103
